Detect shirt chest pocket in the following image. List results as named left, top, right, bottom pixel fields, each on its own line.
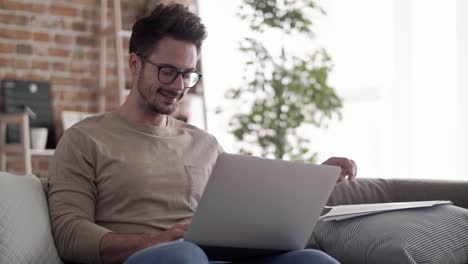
left=184, top=165, right=210, bottom=209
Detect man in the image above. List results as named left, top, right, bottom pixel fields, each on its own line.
left=48, top=4, right=356, bottom=264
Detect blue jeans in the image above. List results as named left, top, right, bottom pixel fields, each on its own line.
left=124, top=241, right=339, bottom=264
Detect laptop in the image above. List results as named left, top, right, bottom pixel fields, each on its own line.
left=184, top=153, right=341, bottom=261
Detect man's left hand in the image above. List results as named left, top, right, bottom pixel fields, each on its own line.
left=322, top=157, right=357, bottom=182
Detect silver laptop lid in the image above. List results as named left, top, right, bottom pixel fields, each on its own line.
left=185, top=153, right=340, bottom=251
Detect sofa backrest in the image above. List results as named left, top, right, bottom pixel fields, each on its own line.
left=0, top=172, right=63, bottom=264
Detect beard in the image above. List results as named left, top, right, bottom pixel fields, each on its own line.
left=136, top=74, right=186, bottom=115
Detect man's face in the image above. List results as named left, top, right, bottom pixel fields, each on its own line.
left=136, top=37, right=198, bottom=115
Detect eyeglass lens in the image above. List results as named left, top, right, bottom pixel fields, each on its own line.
left=158, top=66, right=200, bottom=88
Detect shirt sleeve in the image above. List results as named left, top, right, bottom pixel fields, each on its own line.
left=48, top=128, right=110, bottom=264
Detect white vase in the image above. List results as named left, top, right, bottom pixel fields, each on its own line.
left=30, top=127, right=48, bottom=150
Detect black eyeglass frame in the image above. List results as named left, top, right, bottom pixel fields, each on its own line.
left=137, top=54, right=202, bottom=89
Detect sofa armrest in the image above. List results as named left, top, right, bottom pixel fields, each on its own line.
left=327, top=178, right=468, bottom=209
left=327, top=178, right=397, bottom=206
left=390, top=178, right=468, bottom=209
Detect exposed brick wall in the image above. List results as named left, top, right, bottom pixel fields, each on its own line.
left=1, top=1, right=101, bottom=134
left=0, top=0, right=116, bottom=176
left=0, top=0, right=198, bottom=176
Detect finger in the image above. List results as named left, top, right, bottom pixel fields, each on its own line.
left=335, top=164, right=347, bottom=182
left=321, top=157, right=336, bottom=166
left=172, top=218, right=191, bottom=227
left=334, top=158, right=353, bottom=180
left=179, top=218, right=192, bottom=224
left=166, top=227, right=186, bottom=240
left=325, top=158, right=346, bottom=182
left=337, top=173, right=346, bottom=182
left=349, top=159, right=357, bottom=180
left=343, top=159, right=356, bottom=180
left=328, top=157, right=353, bottom=170
left=171, top=222, right=190, bottom=231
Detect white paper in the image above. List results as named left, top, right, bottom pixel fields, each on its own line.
left=320, top=200, right=452, bottom=221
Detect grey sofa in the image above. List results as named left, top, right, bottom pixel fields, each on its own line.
left=318, top=179, right=468, bottom=264
left=327, top=177, right=468, bottom=208
left=1, top=172, right=467, bottom=264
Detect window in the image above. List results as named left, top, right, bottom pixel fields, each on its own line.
left=200, top=0, right=468, bottom=180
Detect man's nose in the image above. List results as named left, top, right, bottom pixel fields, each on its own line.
left=170, top=74, right=185, bottom=91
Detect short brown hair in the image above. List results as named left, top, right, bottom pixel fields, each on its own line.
left=129, top=3, right=207, bottom=57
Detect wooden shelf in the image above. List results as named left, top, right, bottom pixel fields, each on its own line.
left=120, top=30, right=132, bottom=38
left=30, top=149, right=55, bottom=156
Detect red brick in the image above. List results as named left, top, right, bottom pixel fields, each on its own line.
left=22, top=73, right=48, bottom=81
left=107, top=100, right=119, bottom=110
left=70, top=64, right=85, bottom=73
left=90, top=24, right=99, bottom=33
left=72, top=22, right=87, bottom=32
left=79, top=90, right=90, bottom=100
left=6, top=160, right=24, bottom=174
left=76, top=36, right=95, bottom=46
left=77, top=104, right=90, bottom=112
left=80, top=77, right=95, bottom=87
left=32, top=45, right=48, bottom=56
left=0, top=1, right=31, bottom=12
left=106, top=67, right=117, bottom=75
left=61, top=90, right=80, bottom=101
left=32, top=60, right=49, bottom=70
left=0, top=57, right=12, bottom=67
left=38, top=160, right=50, bottom=171
left=0, top=29, right=31, bottom=40
left=0, top=14, right=29, bottom=26
left=82, top=8, right=98, bottom=19
left=63, top=103, right=77, bottom=111
left=49, top=47, right=70, bottom=57
left=73, top=0, right=98, bottom=6
left=33, top=32, right=50, bottom=42
left=84, top=50, right=99, bottom=60
left=52, top=76, right=78, bottom=86
left=51, top=89, right=61, bottom=100
left=89, top=90, right=98, bottom=101
left=51, top=4, right=78, bottom=17
left=71, top=50, right=85, bottom=60
left=122, top=39, right=130, bottom=50
left=54, top=34, right=73, bottom=45
left=16, top=44, right=32, bottom=54
left=31, top=3, right=48, bottom=13
left=43, top=18, right=67, bottom=31
left=106, top=90, right=119, bottom=102
left=52, top=62, right=66, bottom=71
left=3, top=71, right=17, bottom=79
left=14, top=59, right=30, bottom=69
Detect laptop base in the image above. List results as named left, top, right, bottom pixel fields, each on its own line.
left=200, top=245, right=288, bottom=262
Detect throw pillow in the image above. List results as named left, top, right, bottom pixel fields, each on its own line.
left=0, top=172, right=63, bottom=264
left=310, top=205, right=468, bottom=264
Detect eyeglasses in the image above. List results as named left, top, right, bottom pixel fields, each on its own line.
left=138, top=55, right=202, bottom=88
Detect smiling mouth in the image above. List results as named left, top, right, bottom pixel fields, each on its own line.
left=158, top=89, right=182, bottom=102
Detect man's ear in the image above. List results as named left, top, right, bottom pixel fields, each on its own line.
left=129, top=53, right=142, bottom=77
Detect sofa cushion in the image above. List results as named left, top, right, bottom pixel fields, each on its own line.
left=310, top=204, right=468, bottom=264
left=0, top=172, right=62, bottom=264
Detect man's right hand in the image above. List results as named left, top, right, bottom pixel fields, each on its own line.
left=152, top=221, right=190, bottom=244
left=100, top=220, right=191, bottom=264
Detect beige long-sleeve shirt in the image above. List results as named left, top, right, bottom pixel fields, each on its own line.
left=47, top=112, right=222, bottom=264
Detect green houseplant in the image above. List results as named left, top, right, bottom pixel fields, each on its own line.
left=226, top=0, right=342, bottom=163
